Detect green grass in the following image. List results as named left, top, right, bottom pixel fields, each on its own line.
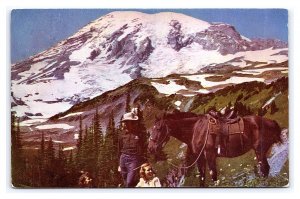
left=154, top=144, right=289, bottom=187
left=264, top=90, right=289, bottom=128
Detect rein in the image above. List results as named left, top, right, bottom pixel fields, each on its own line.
left=167, top=121, right=211, bottom=169
left=150, top=124, right=170, bottom=148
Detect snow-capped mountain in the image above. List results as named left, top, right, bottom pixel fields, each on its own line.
left=11, top=11, right=288, bottom=118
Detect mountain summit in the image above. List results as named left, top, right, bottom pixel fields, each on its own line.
left=11, top=11, right=288, bottom=118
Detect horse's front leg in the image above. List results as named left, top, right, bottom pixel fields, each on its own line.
left=205, top=148, right=218, bottom=185
left=196, top=154, right=206, bottom=187
left=254, top=150, right=270, bottom=177
left=254, top=140, right=270, bottom=177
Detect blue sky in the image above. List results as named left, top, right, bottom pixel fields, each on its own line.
left=11, top=9, right=288, bottom=63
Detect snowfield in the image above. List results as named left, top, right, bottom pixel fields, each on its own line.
left=234, top=48, right=288, bottom=67
left=11, top=11, right=288, bottom=118
left=35, top=124, right=74, bottom=130
left=59, top=112, right=84, bottom=119
left=235, top=67, right=288, bottom=75
left=19, top=118, right=48, bottom=126
left=182, top=74, right=265, bottom=88
left=151, top=80, right=187, bottom=95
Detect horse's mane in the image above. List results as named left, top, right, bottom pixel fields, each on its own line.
left=164, top=111, right=198, bottom=120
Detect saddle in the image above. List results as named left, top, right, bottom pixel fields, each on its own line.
left=207, top=112, right=244, bottom=156
left=224, top=110, right=240, bottom=124
left=223, top=117, right=244, bottom=136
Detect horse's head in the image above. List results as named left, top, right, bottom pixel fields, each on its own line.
left=148, top=117, right=171, bottom=154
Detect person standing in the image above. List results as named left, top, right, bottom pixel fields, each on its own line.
left=118, top=108, right=144, bottom=187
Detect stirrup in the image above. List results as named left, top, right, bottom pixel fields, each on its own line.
left=217, top=145, right=221, bottom=155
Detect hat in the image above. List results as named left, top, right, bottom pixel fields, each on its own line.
left=122, top=108, right=139, bottom=121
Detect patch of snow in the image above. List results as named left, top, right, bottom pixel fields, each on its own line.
left=151, top=80, right=187, bottom=95
left=74, top=133, right=79, bottom=140
left=183, top=74, right=265, bottom=88
left=237, top=48, right=288, bottom=67
left=235, top=67, right=288, bottom=75
left=16, top=60, right=52, bottom=83
left=35, top=124, right=74, bottom=130
left=12, top=100, right=72, bottom=118
left=174, top=101, right=182, bottom=107
left=53, top=140, right=65, bottom=143
left=182, top=94, right=196, bottom=97
left=262, top=92, right=281, bottom=109
left=69, top=43, right=94, bottom=62
left=59, top=112, right=84, bottom=119
left=19, top=118, right=47, bottom=126
left=197, top=88, right=210, bottom=94
left=181, top=74, right=213, bottom=87
left=241, top=35, right=252, bottom=42
left=183, top=98, right=194, bottom=112
left=63, top=146, right=76, bottom=151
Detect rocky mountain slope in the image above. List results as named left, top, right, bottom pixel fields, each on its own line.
left=11, top=11, right=288, bottom=118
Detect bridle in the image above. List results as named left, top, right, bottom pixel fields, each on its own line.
left=167, top=118, right=211, bottom=170
left=150, top=121, right=170, bottom=149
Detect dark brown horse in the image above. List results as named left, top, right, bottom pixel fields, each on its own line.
left=148, top=112, right=282, bottom=186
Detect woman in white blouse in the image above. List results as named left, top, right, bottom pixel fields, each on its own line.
left=136, top=163, right=161, bottom=187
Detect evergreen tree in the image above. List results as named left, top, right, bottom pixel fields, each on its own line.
left=40, top=133, right=45, bottom=158
left=258, top=107, right=267, bottom=116
left=46, top=137, right=55, bottom=164
left=76, top=116, right=84, bottom=171
left=15, top=117, right=22, bottom=152
left=38, top=132, right=46, bottom=186
left=11, top=113, right=25, bottom=186
left=224, top=102, right=232, bottom=115
left=93, top=108, right=103, bottom=154
left=234, top=101, right=252, bottom=116
left=45, top=137, right=56, bottom=186
left=83, top=126, right=95, bottom=172
left=270, top=101, right=279, bottom=114
left=56, top=144, right=67, bottom=187
left=136, top=105, right=148, bottom=161
left=66, top=150, right=78, bottom=187
left=103, top=111, right=119, bottom=186
left=76, top=125, right=87, bottom=170
left=76, top=116, right=83, bottom=152
left=92, top=109, right=105, bottom=187
left=27, top=154, right=40, bottom=187
left=79, top=125, right=89, bottom=170
left=68, top=150, right=74, bottom=169
left=125, top=93, right=131, bottom=112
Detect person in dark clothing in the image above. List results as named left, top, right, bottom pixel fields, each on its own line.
left=118, top=108, right=143, bottom=187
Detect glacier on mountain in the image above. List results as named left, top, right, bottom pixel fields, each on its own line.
left=11, top=11, right=288, bottom=118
